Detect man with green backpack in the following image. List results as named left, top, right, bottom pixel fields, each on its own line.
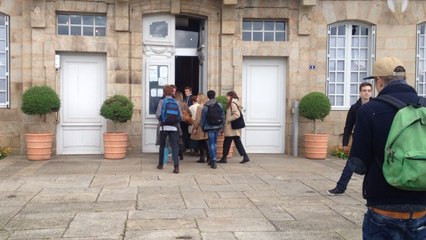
left=350, top=56, right=426, bottom=239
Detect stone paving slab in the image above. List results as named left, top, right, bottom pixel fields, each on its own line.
left=0, top=154, right=365, bottom=240
left=63, top=212, right=127, bottom=238
left=4, top=212, right=74, bottom=230
left=124, top=229, right=201, bottom=240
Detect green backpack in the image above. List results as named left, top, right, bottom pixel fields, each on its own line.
left=376, top=95, right=426, bottom=191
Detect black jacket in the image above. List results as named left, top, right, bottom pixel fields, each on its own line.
left=342, top=98, right=362, bottom=146
left=342, top=97, right=373, bottom=146
left=349, top=81, right=426, bottom=207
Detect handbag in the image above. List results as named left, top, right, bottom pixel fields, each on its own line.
left=231, top=110, right=245, bottom=129
left=182, top=109, right=194, bottom=125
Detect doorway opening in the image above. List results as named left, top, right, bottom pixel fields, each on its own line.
left=174, top=16, right=203, bottom=95
left=175, top=56, right=199, bottom=94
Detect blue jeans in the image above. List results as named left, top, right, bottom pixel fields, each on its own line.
left=363, top=208, right=426, bottom=240
left=335, top=160, right=353, bottom=191
left=207, top=130, right=219, bottom=161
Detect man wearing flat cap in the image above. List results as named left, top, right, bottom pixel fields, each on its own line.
left=349, top=56, right=426, bottom=239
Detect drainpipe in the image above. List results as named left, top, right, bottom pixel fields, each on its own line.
left=292, top=100, right=299, bottom=157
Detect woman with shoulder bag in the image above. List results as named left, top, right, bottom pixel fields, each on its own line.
left=190, top=93, right=210, bottom=163
left=218, top=91, right=250, bottom=164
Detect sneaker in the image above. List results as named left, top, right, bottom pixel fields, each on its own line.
left=327, top=188, right=344, bottom=196
left=211, top=161, right=217, bottom=169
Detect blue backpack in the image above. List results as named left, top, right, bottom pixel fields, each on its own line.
left=161, top=98, right=180, bottom=127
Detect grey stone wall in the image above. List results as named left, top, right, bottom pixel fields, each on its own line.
left=1, top=0, right=425, bottom=157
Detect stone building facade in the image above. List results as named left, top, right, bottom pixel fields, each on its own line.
left=0, top=0, right=425, bottom=157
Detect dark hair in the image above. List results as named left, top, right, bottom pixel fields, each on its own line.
left=191, top=95, right=197, bottom=103
left=207, top=90, right=216, bottom=99
left=226, top=91, right=239, bottom=109
left=163, top=85, right=174, bottom=96
left=184, top=86, right=192, bottom=92
left=359, top=82, right=372, bottom=91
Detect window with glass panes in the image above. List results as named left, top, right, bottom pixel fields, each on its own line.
left=327, top=22, right=375, bottom=108
left=0, top=14, right=9, bottom=108
left=57, top=14, right=106, bottom=36
left=416, top=23, right=426, bottom=97
left=242, top=20, right=286, bottom=41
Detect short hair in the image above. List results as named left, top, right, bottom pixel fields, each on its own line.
left=207, top=90, right=216, bottom=99
left=382, top=65, right=406, bottom=84
left=163, top=85, right=174, bottom=96
left=359, top=82, right=372, bottom=91
left=184, top=86, right=192, bottom=92
left=198, top=93, right=207, bottom=104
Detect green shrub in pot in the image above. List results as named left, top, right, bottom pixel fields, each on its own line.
left=21, top=85, right=60, bottom=117
left=100, top=94, right=134, bottom=132
left=299, top=92, right=331, bottom=133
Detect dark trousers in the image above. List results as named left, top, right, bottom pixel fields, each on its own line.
left=222, top=136, right=247, bottom=158
left=198, top=139, right=210, bottom=160
left=180, top=122, right=190, bottom=150
left=335, top=160, right=353, bottom=191
left=159, top=131, right=179, bottom=167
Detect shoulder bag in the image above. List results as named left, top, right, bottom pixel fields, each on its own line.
left=231, top=104, right=245, bottom=129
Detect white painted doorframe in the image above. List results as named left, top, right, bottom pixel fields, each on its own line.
left=57, top=54, right=106, bottom=155
left=242, top=57, right=286, bottom=153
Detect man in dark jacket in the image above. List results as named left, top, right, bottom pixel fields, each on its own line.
left=201, top=90, right=224, bottom=169
left=327, top=82, right=372, bottom=195
left=349, top=56, right=426, bottom=239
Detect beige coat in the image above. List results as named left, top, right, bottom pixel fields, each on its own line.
left=190, top=104, right=208, bottom=140
left=223, top=98, right=243, bottom=137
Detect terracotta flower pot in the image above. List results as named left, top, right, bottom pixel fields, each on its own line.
left=304, top=133, right=329, bottom=160
left=25, top=133, right=53, bottom=161
left=103, top=132, right=128, bottom=160
left=216, top=134, right=233, bottom=159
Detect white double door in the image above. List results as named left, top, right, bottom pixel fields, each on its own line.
left=243, top=57, right=286, bottom=153
left=57, top=54, right=106, bottom=155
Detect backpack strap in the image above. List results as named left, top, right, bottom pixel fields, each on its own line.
left=418, top=96, right=426, bottom=107
left=375, top=95, right=407, bottom=110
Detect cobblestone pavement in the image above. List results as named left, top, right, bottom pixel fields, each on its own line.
left=0, top=153, right=364, bottom=240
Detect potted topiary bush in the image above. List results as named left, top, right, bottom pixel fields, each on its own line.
left=100, top=94, right=133, bottom=160
left=299, top=92, right=331, bottom=160
left=216, top=95, right=228, bottom=113
left=215, top=95, right=233, bottom=159
left=21, top=85, right=61, bottom=160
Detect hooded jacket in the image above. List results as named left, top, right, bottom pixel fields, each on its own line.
left=201, top=99, right=224, bottom=131
left=350, top=81, right=426, bottom=207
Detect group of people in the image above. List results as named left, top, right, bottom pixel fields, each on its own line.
left=155, top=86, right=250, bottom=174
left=154, top=55, right=426, bottom=239
left=328, top=56, right=426, bottom=239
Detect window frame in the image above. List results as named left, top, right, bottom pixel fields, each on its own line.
left=326, top=22, right=375, bottom=110
left=0, top=13, right=9, bottom=108
left=242, top=19, right=287, bottom=42
left=416, top=23, right=426, bottom=97
left=56, top=13, right=106, bottom=37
